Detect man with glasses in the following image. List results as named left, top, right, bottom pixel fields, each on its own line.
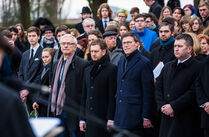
left=114, top=32, right=154, bottom=137
left=133, top=14, right=158, bottom=52
left=50, top=34, right=89, bottom=137
left=116, top=9, right=128, bottom=24
left=198, top=1, right=209, bottom=28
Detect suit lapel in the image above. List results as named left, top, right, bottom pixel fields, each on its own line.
left=29, top=46, right=42, bottom=67
left=122, top=53, right=140, bottom=78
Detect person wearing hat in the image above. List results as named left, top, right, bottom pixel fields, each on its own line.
left=40, top=25, right=59, bottom=49
left=75, top=6, right=92, bottom=34
left=103, top=30, right=123, bottom=65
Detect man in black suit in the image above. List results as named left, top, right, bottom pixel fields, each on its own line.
left=155, top=34, right=201, bottom=137
left=75, top=7, right=92, bottom=34
left=50, top=34, right=89, bottom=137
left=196, top=56, right=209, bottom=137
left=96, top=3, right=113, bottom=34
left=0, top=32, right=35, bottom=137
left=18, top=26, right=43, bottom=111
left=80, top=38, right=117, bottom=137
left=143, top=0, right=162, bottom=19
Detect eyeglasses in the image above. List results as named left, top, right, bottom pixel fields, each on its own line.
left=118, top=16, right=126, bottom=18
left=122, top=41, right=134, bottom=45
left=45, top=32, right=53, bottom=34
left=60, top=42, right=75, bottom=46
left=135, top=19, right=144, bottom=23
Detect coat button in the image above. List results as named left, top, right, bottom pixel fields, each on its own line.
left=90, top=107, right=93, bottom=110
left=122, top=79, right=124, bottom=82
left=90, top=97, right=93, bottom=100
left=167, top=94, right=170, bottom=97
left=120, top=90, right=123, bottom=92
left=119, top=100, right=122, bottom=103
left=90, top=86, right=94, bottom=89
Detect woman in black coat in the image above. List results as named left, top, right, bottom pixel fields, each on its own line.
left=80, top=39, right=117, bottom=137
left=33, top=48, right=55, bottom=117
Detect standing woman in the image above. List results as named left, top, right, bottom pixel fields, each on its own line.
left=119, top=22, right=129, bottom=38
left=188, top=16, right=204, bottom=35
left=172, top=7, right=184, bottom=21
left=15, top=23, right=29, bottom=50
left=198, top=34, right=209, bottom=55
left=183, top=4, right=197, bottom=16
left=32, top=48, right=55, bottom=117
left=129, top=20, right=136, bottom=31
left=84, top=30, right=103, bottom=60
left=159, top=6, right=172, bottom=24
left=187, top=32, right=206, bottom=62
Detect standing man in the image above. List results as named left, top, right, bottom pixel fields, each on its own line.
left=18, top=26, right=43, bottom=111
left=77, top=18, right=95, bottom=40
left=150, top=22, right=176, bottom=69
left=144, top=0, right=162, bottom=19
left=103, top=31, right=123, bottom=66
left=114, top=32, right=154, bottom=137
left=198, top=1, right=209, bottom=28
left=155, top=34, right=201, bottom=137
left=96, top=3, right=113, bottom=34
left=80, top=38, right=117, bottom=137
left=116, top=9, right=128, bottom=24
left=196, top=56, right=209, bottom=137
left=75, top=6, right=92, bottom=34
left=50, top=34, right=88, bottom=137
left=133, top=14, right=158, bottom=51
left=130, top=7, right=140, bottom=21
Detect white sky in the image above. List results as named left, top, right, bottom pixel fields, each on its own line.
left=62, top=0, right=194, bottom=19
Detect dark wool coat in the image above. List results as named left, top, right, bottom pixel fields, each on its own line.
left=114, top=50, right=154, bottom=129
left=80, top=58, right=117, bottom=137
left=196, top=55, right=209, bottom=129
left=150, top=41, right=176, bottom=69
left=0, top=85, right=35, bottom=137
left=50, top=55, right=89, bottom=131
left=96, top=19, right=113, bottom=34
left=155, top=57, right=201, bottom=137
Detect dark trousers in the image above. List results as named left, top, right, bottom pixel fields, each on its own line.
left=205, top=129, right=209, bottom=137
left=119, top=127, right=144, bottom=137
left=56, top=112, right=84, bottom=137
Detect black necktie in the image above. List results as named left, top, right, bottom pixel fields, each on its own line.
left=104, top=20, right=107, bottom=29
left=29, top=49, right=34, bottom=63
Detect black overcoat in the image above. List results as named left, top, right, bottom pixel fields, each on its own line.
left=196, top=56, right=209, bottom=129
left=80, top=59, right=117, bottom=137
left=51, top=55, right=89, bottom=131
left=150, top=41, right=176, bottom=69
left=155, top=57, right=201, bottom=137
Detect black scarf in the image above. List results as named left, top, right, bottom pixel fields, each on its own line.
left=90, top=55, right=107, bottom=78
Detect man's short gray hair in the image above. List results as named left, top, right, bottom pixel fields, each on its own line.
left=82, top=18, right=95, bottom=27
left=60, top=34, right=77, bottom=46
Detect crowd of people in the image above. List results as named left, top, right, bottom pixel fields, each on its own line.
left=0, top=0, right=209, bottom=137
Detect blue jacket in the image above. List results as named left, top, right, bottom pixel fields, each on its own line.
left=133, top=27, right=158, bottom=52
left=114, top=50, right=154, bottom=129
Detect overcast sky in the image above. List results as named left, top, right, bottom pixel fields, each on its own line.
left=62, top=0, right=194, bottom=19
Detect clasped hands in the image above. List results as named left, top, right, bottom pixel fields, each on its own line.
left=161, top=104, right=175, bottom=117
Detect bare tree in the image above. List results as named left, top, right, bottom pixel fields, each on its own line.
left=194, top=0, right=200, bottom=11
left=18, top=0, right=31, bottom=28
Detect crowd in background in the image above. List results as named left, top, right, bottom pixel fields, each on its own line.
left=0, top=0, right=209, bottom=137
